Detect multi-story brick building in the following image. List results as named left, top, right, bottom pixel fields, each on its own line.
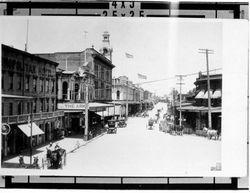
left=36, top=32, right=115, bottom=137
left=1, top=44, right=64, bottom=159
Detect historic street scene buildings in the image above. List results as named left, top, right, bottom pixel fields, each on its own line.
left=4, top=18, right=244, bottom=175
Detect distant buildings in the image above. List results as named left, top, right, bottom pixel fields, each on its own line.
left=112, top=76, right=154, bottom=116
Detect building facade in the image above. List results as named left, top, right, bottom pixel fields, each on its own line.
left=36, top=32, right=115, bottom=137
left=1, top=44, right=64, bottom=159
left=176, top=73, right=222, bottom=133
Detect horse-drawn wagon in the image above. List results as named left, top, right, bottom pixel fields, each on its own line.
left=43, top=147, right=66, bottom=169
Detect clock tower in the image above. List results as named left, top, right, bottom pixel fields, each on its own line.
left=100, top=31, right=113, bottom=61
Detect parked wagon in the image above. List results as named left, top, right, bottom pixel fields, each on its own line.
left=44, top=147, right=66, bottom=169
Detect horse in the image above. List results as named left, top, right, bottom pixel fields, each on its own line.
left=175, top=125, right=184, bottom=136
left=203, top=127, right=218, bottom=140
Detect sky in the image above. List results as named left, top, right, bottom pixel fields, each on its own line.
left=0, top=16, right=222, bottom=96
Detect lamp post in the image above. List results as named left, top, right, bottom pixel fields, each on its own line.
left=81, top=73, right=89, bottom=141
left=29, top=101, right=33, bottom=165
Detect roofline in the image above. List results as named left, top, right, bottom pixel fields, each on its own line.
left=2, top=44, right=59, bottom=66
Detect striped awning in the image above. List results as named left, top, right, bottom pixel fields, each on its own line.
left=202, top=90, right=214, bottom=99
left=195, top=90, right=205, bottom=99
left=212, top=89, right=222, bottom=99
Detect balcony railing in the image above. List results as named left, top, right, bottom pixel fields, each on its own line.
left=2, top=110, right=64, bottom=124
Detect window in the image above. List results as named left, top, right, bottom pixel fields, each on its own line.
left=9, top=73, right=14, bottom=90
left=106, top=70, right=109, bottom=82
left=101, top=67, right=104, bottom=80
left=51, top=80, right=55, bottom=93
left=25, top=75, right=29, bottom=91
left=18, top=102, right=22, bottom=115
left=26, top=102, right=30, bottom=114
left=51, top=99, right=55, bottom=111
left=101, top=83, right=104, bottom=98
left=17, top=74, right=22, bottom=90
left=33, top=77, right=37, bottom=92
left=94, top=81, right=98, bottom=99
left=2, top=103, right=4, bottom=116
left=40, top=99, right=44, bottom=112
left=33, top=100, right=37, bottom=113
left=117, top=90, right=120, bottom=100
left=46, top=98, right=50, bottom=112
left=9, top=103, right=13, bottom=115
left=40, top=78, right=44, bottom=92
left=46, top=80, right=49, bottom=92
left=2, top=73, right=4, bottom=90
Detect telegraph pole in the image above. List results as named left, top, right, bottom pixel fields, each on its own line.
left=84, top=83, right=89, bottom=140
left=176, top=75, right=185, bottom=128
left=126, top=81, right=129, bottom=120
left=199, top=48, right=214, bottom=130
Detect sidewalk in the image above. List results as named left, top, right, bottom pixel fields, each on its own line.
left=1, top=132, right=106, bottom=169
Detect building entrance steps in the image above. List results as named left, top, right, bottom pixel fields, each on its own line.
left=1, top=133, right=106, bottom=169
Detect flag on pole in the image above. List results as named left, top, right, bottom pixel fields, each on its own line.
left=125, top=53, right=133, bottom=58
left=138, top=73, right=147, bottom=80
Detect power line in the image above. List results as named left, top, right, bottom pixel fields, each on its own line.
left=136, top=68, right=222, bottom=85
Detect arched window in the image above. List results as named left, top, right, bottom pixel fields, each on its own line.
left=117, top=90, right=120, bottom=100
left=62, top=82, right=68, bottom=100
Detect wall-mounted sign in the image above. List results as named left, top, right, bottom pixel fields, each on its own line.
left=58, top=103, right=86, bottom=110
left=1, top=123, right=11, bottom=135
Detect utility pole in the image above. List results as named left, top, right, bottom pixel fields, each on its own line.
left=126, top=81, right=129, bottom=120
left=176, top=75, right=186, bottom=128
left=199, top=48, right=214, bottom=130
left=84, top=82, right=89, bottom=140
left=25, top=20, right=29, bottom=52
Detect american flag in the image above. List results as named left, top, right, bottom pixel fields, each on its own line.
left=125, top=53, right=133, bottom=58
left=138, top=73, right=147, bottom=80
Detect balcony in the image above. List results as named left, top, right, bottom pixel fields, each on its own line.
left=2, top=110, right=64, bottom=124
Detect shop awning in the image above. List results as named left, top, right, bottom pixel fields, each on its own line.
left=18, top=123, right=44, bottom=137
left=176, top=105, right=221, bottom=113
left=202, top=90, right=213, bottom=99
left=2, top=94, right=33, bottom=99
left=195, top=90, right=205, bottom=99
left=97, top=105, right=125, bottom=117
left=212, top=89, right=221, bottom=99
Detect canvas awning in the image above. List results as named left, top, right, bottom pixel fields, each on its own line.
left=202, top=90, right=213, bottom=99
left=195, top=90, right=205, bottom=99
left=212, top=89, right=222, bottom=99
left=177, top=105, right=221, bottom=113
left=18, top=123, right=44, bottom=137
left=97, top=105, right=125, bottom=117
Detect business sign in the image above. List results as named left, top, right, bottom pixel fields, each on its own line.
left=1, top=123, right=11, bottom=135
left=57, top=103, right=86, bottom=110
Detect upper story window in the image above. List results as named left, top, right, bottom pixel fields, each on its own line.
left=40, top=98, right=44, bottom=112
left=9, top=103, right=13, bottom=115
left=17, top=74, right=22, bottom=90
left=51, top=80, right=55, bottom=93
left=25, top=75, right=29, bottom=91
left=101, top=67, right=104, bottom=80
left=17, top=102, right=22, bottom=115
left=33, top=77, right=37, bottom=92
left=9, top=72, right=14, bottom=90
left=40, top=78, right=44, bottom=92
left=46, top=79, right=49, bottom=92
left=116, top=90, right=120, bottom=100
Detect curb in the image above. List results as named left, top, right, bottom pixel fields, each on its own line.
left=67, top=132, right=106, bottom=154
